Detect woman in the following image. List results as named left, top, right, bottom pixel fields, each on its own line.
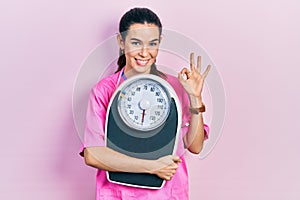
left=81, top=7, right=211, bottom=199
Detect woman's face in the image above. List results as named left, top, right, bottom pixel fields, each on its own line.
left=120, top=23, right=161, bottom=76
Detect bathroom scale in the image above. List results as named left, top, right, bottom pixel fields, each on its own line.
left=105, top=74, right=182, bottom=189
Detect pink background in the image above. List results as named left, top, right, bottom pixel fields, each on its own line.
left=1, top=0, right=300, bottom=199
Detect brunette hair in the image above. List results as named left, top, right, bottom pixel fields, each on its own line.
left=115, top=7, right=165, bottom=78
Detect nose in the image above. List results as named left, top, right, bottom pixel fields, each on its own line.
left=139, top=45, right=149, bottom=57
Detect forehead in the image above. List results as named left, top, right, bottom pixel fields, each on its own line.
left=125, top=23, right=160, bottom=40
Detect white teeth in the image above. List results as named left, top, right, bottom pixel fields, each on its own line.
left=136, top=59, right=149, bottom=66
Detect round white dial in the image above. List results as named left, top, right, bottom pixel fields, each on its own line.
left=117, top=78, right=170, bottom=131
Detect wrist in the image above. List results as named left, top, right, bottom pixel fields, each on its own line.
left=145, top=160, right=156, bottom=174
left=189, top=104, right=205, bottom=114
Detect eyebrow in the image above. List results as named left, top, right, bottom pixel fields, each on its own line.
left=130, top=38, right=160, bottom=42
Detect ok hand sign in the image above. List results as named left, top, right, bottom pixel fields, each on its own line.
left=178, top=52, right=211, bottom=100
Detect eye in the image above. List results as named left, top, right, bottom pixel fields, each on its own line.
left=149, top=42, right=158, bottom=47
left=131, top=41, right=141, bottom=46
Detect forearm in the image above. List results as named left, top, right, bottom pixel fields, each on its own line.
left=184, top=95, right=206, bottom=154
left=184, top=113, right=205, bottom=154
left=84, top=146, right=154, bottom=173
left=178, top=52, right=211, bottom=153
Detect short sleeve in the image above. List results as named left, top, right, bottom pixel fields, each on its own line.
left=79, top=72, right=121, bottom=157
left=86, top=87, right=107, bottom=144
left=203, top=124, right=209, bottom=140
left=79, top=86, right=110, bottom=156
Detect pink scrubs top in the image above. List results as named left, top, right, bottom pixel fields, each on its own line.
left=80, top=68, right=209, bottom=200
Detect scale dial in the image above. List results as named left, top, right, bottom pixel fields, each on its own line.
left=117, top=78, right=171, bottom=131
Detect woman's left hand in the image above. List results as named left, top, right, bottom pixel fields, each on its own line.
left=178, top=52, right=211, bottom=100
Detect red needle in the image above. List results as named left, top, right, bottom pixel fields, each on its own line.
left=141, top=109, right=145, bottom=124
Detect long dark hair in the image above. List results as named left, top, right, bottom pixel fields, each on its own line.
left=116, top=7, right=165, bottom=78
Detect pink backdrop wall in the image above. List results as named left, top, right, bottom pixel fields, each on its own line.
left=1, top=0, right=299, bottom=199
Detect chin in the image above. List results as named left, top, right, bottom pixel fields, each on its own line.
left=133, top=64, right=153, bottom=74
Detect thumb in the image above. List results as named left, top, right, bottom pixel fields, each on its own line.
left=172, top=156, right=182, bottom=163
left=178, top=72, right=183, bottom=82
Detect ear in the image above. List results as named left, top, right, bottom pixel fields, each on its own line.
left=117, top=34, right=125, bottom=50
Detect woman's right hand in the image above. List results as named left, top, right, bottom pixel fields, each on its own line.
left=149, top=155, right=182, bottom=180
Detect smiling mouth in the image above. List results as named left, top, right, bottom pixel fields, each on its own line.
left=135, top=58, right=150, bottom=66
